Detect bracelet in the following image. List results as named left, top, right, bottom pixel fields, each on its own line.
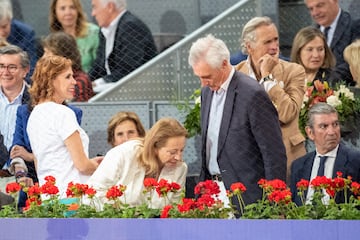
left=15, top=170, right=27, bottom=179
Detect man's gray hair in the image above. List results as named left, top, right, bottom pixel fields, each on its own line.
left=0, top=45, right=30, bottom=68
left=306, top=102, right=338, bottom=128
left=101, top=0, right=127, bottom=9
left=188, top=34, right=230, bottom=69
left=0, top=0, right=13, bottom=21
left=240, top=16, right=274, bottom=54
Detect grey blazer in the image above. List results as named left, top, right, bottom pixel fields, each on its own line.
left=199, top=71, right=287, bottom=207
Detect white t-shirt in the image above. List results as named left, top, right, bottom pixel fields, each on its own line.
left=27, top=102, right=89, bottom=197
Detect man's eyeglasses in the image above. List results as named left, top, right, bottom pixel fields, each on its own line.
left=0, top=64, right=19, bottom=74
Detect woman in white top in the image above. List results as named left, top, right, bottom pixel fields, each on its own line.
left=27, top=55, right=102, bottom=197
left=87, top=118, right=188, bottom=209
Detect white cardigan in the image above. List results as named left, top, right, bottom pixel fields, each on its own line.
left=87, top=139, right=188, bottom=209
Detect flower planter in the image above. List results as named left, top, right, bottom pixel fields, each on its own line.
left=0, top=219, right=358, bottom=240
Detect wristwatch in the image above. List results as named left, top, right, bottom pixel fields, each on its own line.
left=262, top=74, right=274, bottom=82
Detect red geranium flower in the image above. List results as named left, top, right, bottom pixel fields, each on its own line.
left=6, top=182, right=21, bottom=194
left=296, top=179, right=310, bottom=191
left=230, top=182, right=246, bottom=194
left=160, top=205, right=173, bottom=218
left=106, top=185, right=125, bottom=200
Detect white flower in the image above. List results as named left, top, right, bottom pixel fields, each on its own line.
left=335, top=85, right=355, bottom=100
left=302, top=94, right=309, bottom=109
left=326, top=95, right=342, bottom=107
left=195, top=96, right=201, bottom=105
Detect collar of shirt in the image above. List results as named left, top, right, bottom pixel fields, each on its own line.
left=320, top=8, right=341, bottom=46
left=101, top=10, right=126, bottom=39
left=245, top=56, right=257, bottom=81
left=217, top=67, right=234, bottom=94
left=0, top=82, right=25, bottom=104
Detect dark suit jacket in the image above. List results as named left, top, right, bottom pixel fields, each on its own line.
left=318, top=10, right=360, bottom=85
left=0, top=86, right=30, bottom=168
left=7, top=103, right=82, bottom=182
left=199, top=71, right=287, bottom=208
left=89, top=11, right=157, bottom=83
left=7, top=19, right=37, bottom=83
left=290, top=143, right=360, bottom=206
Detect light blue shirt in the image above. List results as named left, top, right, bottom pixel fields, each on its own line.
left=0, top=83, right=25, bottom=151
left=206, top=68, right=234, bottom=175
left=320, top=8, right=341, bottom=47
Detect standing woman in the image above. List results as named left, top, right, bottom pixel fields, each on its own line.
left=27, top=55, right=102, bottom=197
left=49, top=0, right=99, bottom=72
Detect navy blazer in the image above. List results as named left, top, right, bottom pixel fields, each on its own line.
left=89, top=11, right=157, bottom=83
left=290, top=143, right=360, bottom=206
left=7, top=19, right=37, bottom=83
left=318, top=10, right=360, bottom=85
left=199, top=71, right=287, bottom=208
left=8, top=104, right=83, bottom=182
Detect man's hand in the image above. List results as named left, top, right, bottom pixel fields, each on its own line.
left=258, top=54, right=279, bottom=78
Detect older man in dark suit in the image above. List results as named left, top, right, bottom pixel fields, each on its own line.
left=305, top=0, right=360, bottom=86
left=188, top=34, right=287, bottom=214
left=290, top=103, right=360, bottom=206
left=89, top=0, right=157, bottom=92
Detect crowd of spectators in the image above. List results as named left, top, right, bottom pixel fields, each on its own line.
left=1, top=0, right=360, bottom=216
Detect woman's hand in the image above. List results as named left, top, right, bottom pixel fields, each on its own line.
left=91, top=156, right=104, bottom=165
left=10, top=145, right=34, bottom=162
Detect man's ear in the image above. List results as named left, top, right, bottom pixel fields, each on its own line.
left=305, top=126, right=314, bottom=141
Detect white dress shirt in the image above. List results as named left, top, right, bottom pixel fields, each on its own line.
left=306, top=145, right=339, bottom=205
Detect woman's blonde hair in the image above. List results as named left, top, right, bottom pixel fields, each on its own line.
left=49, top=0, right=88, bottom=38
left=138, top=118, right=188, bottom=177
left=29, top=55, right=72, bottom=106
left=344, top=39, right=360, bottom=83
left=107, top=111, right=146, bottom=146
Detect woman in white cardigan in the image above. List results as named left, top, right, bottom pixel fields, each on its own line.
left=87, top=118, right=188, bottom=209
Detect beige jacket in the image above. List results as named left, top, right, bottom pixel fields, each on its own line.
left=87, top=139, right=188, bottom=209
left=235, top=59, right=306, bottom=178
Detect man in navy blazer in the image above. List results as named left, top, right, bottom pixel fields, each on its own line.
left=0, top=0, right=37, bottom=83
left=89, top=0, right=157, bottom=91
left=305, top=0, right=360, bottom=86
left=188, top=35, right=287, bottom=214
left=290, top=103, right=360, bottom=206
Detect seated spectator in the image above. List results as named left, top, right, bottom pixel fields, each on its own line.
left=344, top=39, right=360, bottom=87
left=290, top=103, right=360, bottom=206
left=42, top=31, right=94, bottom=101
left=304, top=0, right=360, bottom=86
left=291, top=26, right=340, bottom=86
left=0, top=45, right=30, bottom=168
left=27, top=55, right=102, bottom=198
left=89, top=0, right=157, bottom=93
left=107, top=111, right=146, bottom=147
left=49, top=0, right=99, bottom=73
left=0, top=0, right=37, bottom=84
left=87, top=118, right=188, bottom=209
